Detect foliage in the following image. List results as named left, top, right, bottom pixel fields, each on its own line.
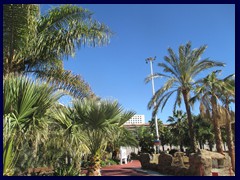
left=191, top=70, right=234, bottom=153
left=193, top=115, right=215, bottom=150
left=167, top=110, right=190, bottom=149
left=3, top=4, right=112, bottom=98
left=145, top=41, right=224, bottom=152
left=110, top=127, right=138, bottom=151
left=159, top=126, right=175, bottom=149
left=71, top=98, right=135, bottom=176
left=3, top=74, right=61, bottom=174
left=134, top=126, right=155, bottom=154
left=100, top=159, right=118, bottom=167
left=3, top=135, right=18, bottom=176
left=54, top=164, right=81, bottom=176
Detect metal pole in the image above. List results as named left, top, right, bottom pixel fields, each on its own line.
left=146, top=57, right=160, bottom=154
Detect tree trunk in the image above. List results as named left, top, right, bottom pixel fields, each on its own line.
left=162, top=145, right=165, bottom=152
left=180, top=143, right=184, bottom=152
left=209, top=141, right=213, bottom=151
left=199, top=141, right=202, bottom=149
left=225, top=108, right=235, bottom=171
left=223, top=143, right=226, bottom=151
left=86, top=154, right=101, bottom=176
left=182, top=90, right=197, bottom=153
left=211, top=96, right=223, bottom=154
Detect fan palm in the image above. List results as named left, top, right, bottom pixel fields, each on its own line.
left=71, top=99, right=135, bottom=176
left=145, top=41, right=225, bottom=152
left=3, top=74, right=62, bottom=175
left=44, top=105, right=89, bottom=174
left=3, top=4, right=113, bottom=98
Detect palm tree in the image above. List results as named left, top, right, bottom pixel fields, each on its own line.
left=3, top=4, right=112, bottom=98
left=111, top=127, right=138, bottom=152
left=191, top=71, right=234, bottom=154
left=71, top=99, right=135, bottom=176
left=146, top=41, right=225, bottom=152
left=45, top=105, right=89, bottom=175
left=134, top=126, right=155, bottom=154
left=3, top=74, right=61, bottom=175
left=148, top=118, right=165, bottom=150
left=218, top=75, right=235, bottom=171
left=167, top=110, right=188, bottom=151
left=160, top=126, right=175, bottom=151
left=193, top=115, right=215, bottom=150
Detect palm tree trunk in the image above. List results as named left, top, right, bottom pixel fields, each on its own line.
left=225, top=107, right=235, bottom=171
left=199, top=141, right=202, bottom=149
left=223, top=143, right=226, bottom=151
left=162, top=145, right=165, bottom=151
left=209, top=141, right=213, bottom=151
left=180, top=143, right=183, bottom=152
left=211, top=96, right=223, bottom=154
left=6, top=6, right=15, bottom=75
left=86, top=154, right=101, bottom=176
left=182, top=90, right=197, bottom=153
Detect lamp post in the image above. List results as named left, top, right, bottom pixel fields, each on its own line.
left=145, top=56, right=160, bottom=154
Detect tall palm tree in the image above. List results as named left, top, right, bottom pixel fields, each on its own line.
left=71, top=99, right=135, bottom=176
left=146, top=42, right=225, bottom=152
left=218, top=75, right=235, bottom=170
left=3, top=4, right=112, bottom=98
left=191, top=71, right=234, bottom=154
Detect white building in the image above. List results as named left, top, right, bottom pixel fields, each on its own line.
left=124, top=115, right=145, bottom=125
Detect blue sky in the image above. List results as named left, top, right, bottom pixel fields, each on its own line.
left=41, top=4, right=235, bottom=123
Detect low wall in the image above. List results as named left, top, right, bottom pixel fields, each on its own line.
left=139, top=149, right=234, bottom=176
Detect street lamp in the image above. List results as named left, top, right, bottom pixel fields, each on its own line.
left=146, top=56, right=160, bottom=154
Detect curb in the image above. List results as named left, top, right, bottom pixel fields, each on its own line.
left=135, top=168, right=167, bottom=176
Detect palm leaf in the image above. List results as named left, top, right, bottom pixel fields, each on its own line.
left=35, top=68, right=94, bottom=99
left=3, top=136, right=17, bottom=176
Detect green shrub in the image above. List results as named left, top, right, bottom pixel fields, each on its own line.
left=54, top=164, right=80, bottom=176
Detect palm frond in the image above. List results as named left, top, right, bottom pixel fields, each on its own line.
left=158, top=62, right=180, bottom=79
left=144, top=73, right=166, bottom=84
left=148, top=77, right=177, bottom=109
left=151, top=89, right=177, bottom=117
left=118, top=111, right=136, bottom=126
left=191, top=59, right=225, bottom=78
left=35, top=68, right=94, bottom=99
left=173, top=88, right=182, bottom=112
left=3, top=4, right=39, bottom=74
left=36, top=5, right=113, bottom=59
left=38, top=5, right=93, bottom=32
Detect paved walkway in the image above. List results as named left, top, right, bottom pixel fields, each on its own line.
left=101, top=160, right=165, bottom=176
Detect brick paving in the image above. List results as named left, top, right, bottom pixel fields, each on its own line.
left=101, top=160, right=151, bottom=176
